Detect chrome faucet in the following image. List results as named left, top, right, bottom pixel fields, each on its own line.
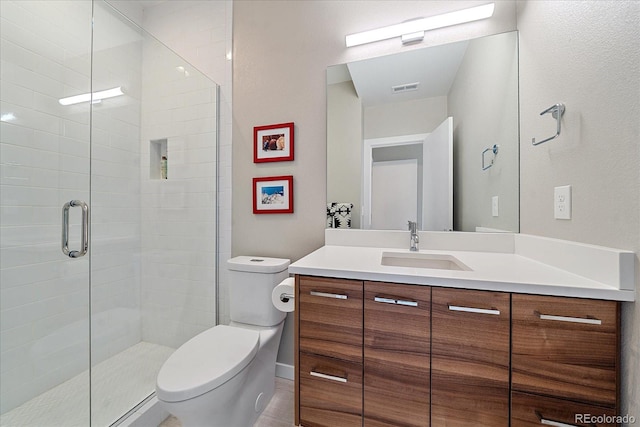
left=408, top=220, right=419, bottom=251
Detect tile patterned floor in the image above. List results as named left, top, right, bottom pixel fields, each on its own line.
left=158, top=377, right=295, bottom=427
left=0, top=342, right=175, bottom=427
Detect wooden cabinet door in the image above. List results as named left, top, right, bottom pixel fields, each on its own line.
left=298, top=276, right=363, bottom=363
left=512, top=294, right=619, bottom=408
left=364, top=282, right=430, bottom=427
left=431, top=288, right=510, bottom=426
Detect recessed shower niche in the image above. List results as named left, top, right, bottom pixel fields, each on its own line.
left=150, top=138, right=168, bottom=179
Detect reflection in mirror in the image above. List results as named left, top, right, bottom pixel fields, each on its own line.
left=327, top=31, right=519, bottom=232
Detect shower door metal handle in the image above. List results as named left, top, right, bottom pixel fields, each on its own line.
left=62, top=200, right=89, bottom=258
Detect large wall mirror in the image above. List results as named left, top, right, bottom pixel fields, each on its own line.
left=327, top=31, right=519, bottom=232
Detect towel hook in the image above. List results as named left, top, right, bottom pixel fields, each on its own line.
left=532, top=103, right=565, bottom=146
left=482, top=144, right=499, bottom=170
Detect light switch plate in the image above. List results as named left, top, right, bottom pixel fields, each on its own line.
left=554, top=185, right=571, bottom=219
left=492, top=196, right=499, bottom=217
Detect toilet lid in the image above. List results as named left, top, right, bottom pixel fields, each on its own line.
left=156, top=325, right=260, bottom=402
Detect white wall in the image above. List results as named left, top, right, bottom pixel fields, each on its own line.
left=364, top=96, right=448, bottom=139
left=326, top=80, right=362, bottom=229
left=517, top=0, right=640, bottom=419
left=232, top=0, right=516, bottom=261
left=449, top=31, right=519, bottom=232
left=233, top=0, right=516, bottom=374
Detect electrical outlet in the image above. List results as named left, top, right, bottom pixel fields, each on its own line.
left=492, top=196, right=499, bottom=217
left=554, top=185, right=571, bottom=220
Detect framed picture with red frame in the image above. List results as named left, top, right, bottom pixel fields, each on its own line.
left=253, top=122, right=294, bottom=163
left=253, top=175, right=294, bottom=214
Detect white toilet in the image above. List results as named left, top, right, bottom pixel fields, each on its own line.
left=156, top=256, right=290, bottom=427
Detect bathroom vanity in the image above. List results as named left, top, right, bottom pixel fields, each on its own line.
left=289, top=230, right=635, bottom=427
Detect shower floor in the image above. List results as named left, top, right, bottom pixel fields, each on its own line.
left=0, top=342, right=175, bottom=427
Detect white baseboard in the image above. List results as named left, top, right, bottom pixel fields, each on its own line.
left=276, top=362, right=294, bottom=380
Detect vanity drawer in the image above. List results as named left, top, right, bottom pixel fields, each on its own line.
left=364, top=281, right=430, bottom=353
left=299, top=276, right=363, bottom=362
left=512, top=391, right=618, bottom=427
left=299, top=352, right=362, bottom=427
left=512, top=295, right=620, bottom=408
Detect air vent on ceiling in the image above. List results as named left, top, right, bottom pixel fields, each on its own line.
left=392, top=82, right=420, bottom=93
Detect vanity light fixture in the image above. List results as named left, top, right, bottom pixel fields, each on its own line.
left=345, top=3, right=495, bottom=47
left=58, top=86, right=124, bottom=106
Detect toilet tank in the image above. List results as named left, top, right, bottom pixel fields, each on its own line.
left=227, top=256, right=290, bottom=326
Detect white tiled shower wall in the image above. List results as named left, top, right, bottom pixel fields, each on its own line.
left=108, top=0, right=234, bottom=333
left=136, top=0, right=234, bottom=325
left=139, top=34, right=218, bottom=348
left=0, top=0, right=223, bottom=413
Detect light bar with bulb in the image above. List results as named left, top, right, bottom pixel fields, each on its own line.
left=345, top=3, right=495, bottom=47
left=59, top=86, right=124, bottom=106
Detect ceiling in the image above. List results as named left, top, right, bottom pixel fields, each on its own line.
left=345, top=40, right=469, bottom=108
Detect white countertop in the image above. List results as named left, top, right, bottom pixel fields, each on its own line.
left=288, top=231, right=636, bottom=302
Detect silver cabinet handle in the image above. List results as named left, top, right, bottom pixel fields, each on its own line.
left=540, top=419, right=579, bottom=427
left=536, top=411, right=581, bottom=427
left=310, top=291, right=347, bottom=300
left=538, top=313, right=602, bottom=325
left=374, top=296, right=418, bottom=307
left=310, top=371, right=347, bottom=383
left=448, top=305, right=500, bottom=315
left=62, top=200, right=89, bottom=258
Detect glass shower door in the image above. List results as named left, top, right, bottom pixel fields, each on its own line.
left=0, top=1, right=93, bottom=425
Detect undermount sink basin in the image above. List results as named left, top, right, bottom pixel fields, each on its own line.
left=381, top=251, right=472, bottom=271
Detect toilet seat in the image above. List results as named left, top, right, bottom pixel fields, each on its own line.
left=156, top=325, right=260, bottom=402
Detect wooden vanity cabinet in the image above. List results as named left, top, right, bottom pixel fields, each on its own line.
left=511, top=295, right=620, bottom=426
left=431, top=288, right=511, bottom=426
left=363, top=281, right=431, bottom=427
left=296, top=276, right=364, bottom=427
left=295, top=275, right=622, bottom=427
